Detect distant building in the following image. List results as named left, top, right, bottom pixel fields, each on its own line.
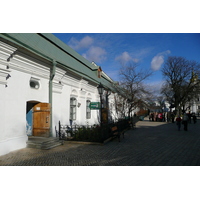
left=185, top=97, right=200, bottom=114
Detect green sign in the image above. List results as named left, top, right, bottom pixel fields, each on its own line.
left=89, top=102, right=100, bottom=110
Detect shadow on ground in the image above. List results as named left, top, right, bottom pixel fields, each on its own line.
left=1, top=119, right=200, bottom=166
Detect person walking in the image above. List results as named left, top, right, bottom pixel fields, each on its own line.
left=188, top=112, right=192, bottom=124
left=171, top=112, right=175, bottom=123
left=182, top=113, right=189, bottom=131
left=167, top=112, right=170, bottom=122
left=193, top=113, right=197, bottom=124
left=176, top=115, right=182, bottom=131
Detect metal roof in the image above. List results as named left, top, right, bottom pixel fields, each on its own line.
left=0, top=33, right=119, bottom=93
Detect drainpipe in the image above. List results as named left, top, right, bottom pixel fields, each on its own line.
left=49, top=60, right=56, bottom=137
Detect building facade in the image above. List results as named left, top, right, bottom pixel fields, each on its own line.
left=0, top=33, right=119, bottom=156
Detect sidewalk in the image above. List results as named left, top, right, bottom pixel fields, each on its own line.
left=1, top=118, right=200, bottom=166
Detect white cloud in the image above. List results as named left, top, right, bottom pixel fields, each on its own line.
left=115, top=51, right=138, bottom=65
left=82, top=46, right=107, bottom=63
left=134, top=47, right=154, bottom=58
left=151, top=50, right=171, bottom=71
left=68, top=36, right=106, bottom=63
left=151, top=55, right=164, bottom=71
left=68, top=36, right=94, bottom=50
left=133, top=58, right=139, bottom=63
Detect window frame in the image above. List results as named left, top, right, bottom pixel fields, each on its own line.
left=86, top=100, right=91, bottom=119
left=70, top=97, right=77, bottom=120
left=30, top=77, right=40, bottom=89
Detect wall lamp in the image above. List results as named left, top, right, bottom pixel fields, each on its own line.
left=6, top=74, right=11, bottom=80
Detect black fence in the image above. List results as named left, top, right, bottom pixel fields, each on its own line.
left=56, top=117, right=139, bottom=143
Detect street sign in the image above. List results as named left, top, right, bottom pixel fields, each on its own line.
left=89, top=102, right=100, bottom=110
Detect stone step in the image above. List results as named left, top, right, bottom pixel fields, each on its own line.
left=41, top=142, right=63, bottom=150
left=27, top=136, right=63, bottom=150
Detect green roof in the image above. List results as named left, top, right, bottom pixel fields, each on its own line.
left=0, top=33, right=119, bottom=93
left=41, top=33, right=99, bottom=70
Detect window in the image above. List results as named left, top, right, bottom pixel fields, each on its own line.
left=86, top=100, right=91, bottom=119
left=30, top=78, right=40, bottom=89
left=70, top=97, right=77, bottom=120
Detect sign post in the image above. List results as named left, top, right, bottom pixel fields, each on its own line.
left=89, top=102, right=100, bottom=110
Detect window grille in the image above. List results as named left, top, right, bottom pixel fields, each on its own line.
left=86, top=100, right=91, bottom=119
left=70, top=97, right=77, bottom=120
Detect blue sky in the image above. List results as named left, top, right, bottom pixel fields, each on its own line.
left=1, top=1, right=199, bottom=89
left=53, top=33, right=200, bottom=89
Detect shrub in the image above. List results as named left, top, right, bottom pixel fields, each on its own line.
left=70, top=119, right=131, bottom=143
left=72, top=125, right=103, bottom=142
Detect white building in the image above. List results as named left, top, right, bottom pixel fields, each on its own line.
left=0, top=33, right=119, bottom=156
left=185, top=98, right=200, bottom=114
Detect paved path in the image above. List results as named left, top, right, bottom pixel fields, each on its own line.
left=1, top=118, right=200, bottom=166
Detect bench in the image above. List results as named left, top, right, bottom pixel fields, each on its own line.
left=129, top=117, right=139, bottom=129
left=129, top=120, right=136, bottom=129
left=111, top=126, right=124, bottom=142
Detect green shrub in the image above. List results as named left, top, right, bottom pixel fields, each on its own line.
left=71, top=119, right=131, bottom=143
left=72, top=125, right=103, bottom=142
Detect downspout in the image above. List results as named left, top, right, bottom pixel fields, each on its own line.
left=49, top=60, right=56, bottom=137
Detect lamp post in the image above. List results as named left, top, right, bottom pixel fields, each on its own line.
left=97, top=83, right=104, bottom=126
left=105, top=90, right=111, bottom=123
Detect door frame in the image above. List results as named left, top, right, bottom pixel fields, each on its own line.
left=26, top=101, right=51, bottom=137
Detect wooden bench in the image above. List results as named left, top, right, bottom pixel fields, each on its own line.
left=111, top=126, right=124, bottom=142
left=128, top=121, right=133, bottom=129
left=129, top=120, right=136, bottom=129
left=129, top=117, right=139, bottom=129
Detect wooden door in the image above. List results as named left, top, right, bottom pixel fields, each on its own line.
left=33, top=103, right=50, bottom=137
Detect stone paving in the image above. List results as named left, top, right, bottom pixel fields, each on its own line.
left=1, top=117, right=200, bottom=166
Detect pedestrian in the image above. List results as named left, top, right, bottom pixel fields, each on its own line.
left=171, top=112, right=175, bottom=123
left=149, top=113, right=151, bottom=121
left=193, top=113, right=197, bottom=124
left=158, top=113, right=162, bottom=122
left=182, top=113, right=189, bottom=131
left=163, top=112, right=166, bottom=122
left=176, top=115, right=182, bottom=131
left=150, top=112, right=154, bottom=121
left=167, top=112, right=170, bottom=122
left=188, top=112, right=192, bottom=123
left=160, top=113, right=163, bottom=122
left=156, top=112, right=159, bottom=121
left=153, top=112, right=156, bottom=122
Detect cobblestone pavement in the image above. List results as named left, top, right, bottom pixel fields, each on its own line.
left=1, top=118, right=200, bottom=166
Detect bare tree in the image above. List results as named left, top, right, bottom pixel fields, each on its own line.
left=114, top=62, right=153, bottom=118
left=161, top=56, right=200, bottom=113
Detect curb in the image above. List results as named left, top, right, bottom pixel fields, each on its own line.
left=65, top=140, right=104, bottom=146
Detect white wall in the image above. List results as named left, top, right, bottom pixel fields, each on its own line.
left=52, top=76, right=101, bottom=137
left=0, top=41, right=50, bottom=155
left=0, top=66, right=50, bottom=154
left=0, top=39, right=112, bottom=156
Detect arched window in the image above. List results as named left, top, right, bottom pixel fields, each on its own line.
left=86, top=100, right=91, bottom=119
left=70, top=97, right=77, bottom=120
